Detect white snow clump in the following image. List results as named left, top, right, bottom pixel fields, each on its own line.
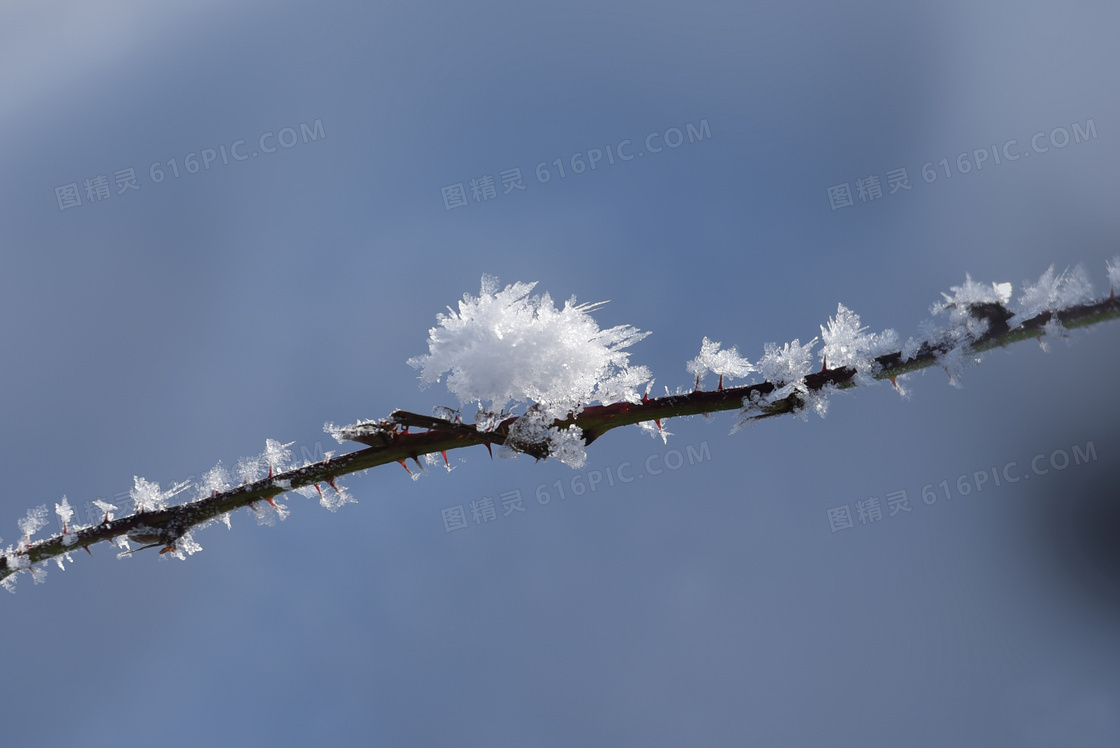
left=409, top=276, right=651, bottom=421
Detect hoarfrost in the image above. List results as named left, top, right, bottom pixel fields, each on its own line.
left=262, top=439, right=294, bottom=474
left=1009, top=265, right=1094, bottom=329
left=1108, top=255, right=1120, bottom=294
left=409, top=276, right=651, bottom=421
left=92, top=500, right=117, bottom=523
left=819, top=304, right=898, bottom=383
left=18, top=505, right=48, bottom=545
left=686, top=337, right=754, bottom=388
left=130, top=476, right=190, bottom=513
left=756, top=338, right=818, bottom=401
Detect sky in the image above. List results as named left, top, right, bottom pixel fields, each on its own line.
left=2, top=1, right=1119, bottom=745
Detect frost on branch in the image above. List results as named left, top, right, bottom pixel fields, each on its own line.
left=1008, top=265, right=1093, bottom=329
left=1107, top=256, right=1120, bottom=296
left=753, top=337, right=828, bottom=421
left=687, top=338, right=754, bottom=389
left=408, top=276, right=652, bottom=422
left=819, top=304, right=899, bottom=384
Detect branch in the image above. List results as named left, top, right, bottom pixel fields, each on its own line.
left=3, top=290, right=1117, bottom=588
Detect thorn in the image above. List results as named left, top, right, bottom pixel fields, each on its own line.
left=266, top=496, right=278, bottom=508
left=398, top=460, right=413, bottom=475
left=694, top=375, right=701, bottom=391
left=411, top=455, right=423, bottom=469
left=268, top=465, right=274, bottom=478
left=889, top=376, right=899, bottom=390
left=717, top=374, right=724, bottom=390
left=821, top=357, right=829, bottom=373
left=314, top=483, right=324, bottom=499
left=642, top=392, right=650, bottom=403
left=159, top=545, right=176, bottom=555
left=84, top=546, right=93, bottom=557
left=440, top=451, right=449, bottom=468
left=327, top=478, right=342, bottom=494
left=655, top=419, right=664, bottom=432
left=484, top=442, right=494, bottom=459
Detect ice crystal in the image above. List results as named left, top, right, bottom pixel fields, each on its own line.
left=1108, top=255, right=1120, bottom=295
left=262, top=439, right=294, bottom=474
left=409, top=276, right=652, bottom=421
left=1009, top=265, right=1094, bottom=329
left=756, top=338, right=818, bottom=400
left=819, top=304, right=898, bottom=383
left=18, top=505, right=48, bottom=545
left=686, top=337, right=754, bottom=388
left=130, top=476, right=189, bottom=513
left=54, top=496, right=75, bottom=532
left=197, top=462, right=232, bottom=498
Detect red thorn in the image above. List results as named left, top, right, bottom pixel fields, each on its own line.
left=159, top=545, right=175, bottom=555
left=655, top=419, right=663, bottom=432
left=327, top=477, right=341, bottom=494
left=398, top=460, right=413, bottom=475
left=441, top=451, right=449, bottom=468
left=314, top=483, right=324, bottom=499
left=266, top=496, right=277, bottom=507
left=411, top=455, right=423, bottom=469
left=642, top=392, right=650, bottom=403
left=889, top=376, right=899, bottom=389
left=84, top=546, right=93, bottom=557
left=268, top=465, right=273, bottom=478
left=821, top=357, right=829, bottom=373
left=717, top=374, right=724, bottom=390
left=484, top=442, right=494, bottom=459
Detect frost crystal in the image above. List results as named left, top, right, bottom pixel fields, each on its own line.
left=819, top=304, right=898, bottom=382
left=54, top=496, right=75, bottom=531
left=548, top=425, right=588, bottom=469
left=325, top=419, right=388, bottom=445
left=1106, top=255, right=1120, bottom=295
left=686, top=337, right=754, bottom=388
left=756, top=338, right=818, bottom=399
left=130, top=476, right=189, bottom=513
left=92, top=500, right=117, bottom=523
left=409, top=276, right=652, bottom=421
left=1009, top=265, right=1094, bottom=329
left=198, top=462, right=232, bottom=498
left=163, top=531, right=203, bottom=560
left=933, top=275, right=1013, bottom=316
left=262, top=439, right=294, bottom=474
left=18, top=505, right=48, bottom=544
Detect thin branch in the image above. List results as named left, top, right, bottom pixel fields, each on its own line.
left=3, top=296, right=1117, bottom=584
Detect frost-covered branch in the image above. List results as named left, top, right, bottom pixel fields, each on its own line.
left=4, top=262, right=1119, bottom=591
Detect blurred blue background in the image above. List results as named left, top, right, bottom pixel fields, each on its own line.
left=2, top=1, right=1119, bottom=745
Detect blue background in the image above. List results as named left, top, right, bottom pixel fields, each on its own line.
left=2, top=1, right=1119, bottom=745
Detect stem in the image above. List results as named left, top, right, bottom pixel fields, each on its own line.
left=4, top=296, right=1117, bottom=582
